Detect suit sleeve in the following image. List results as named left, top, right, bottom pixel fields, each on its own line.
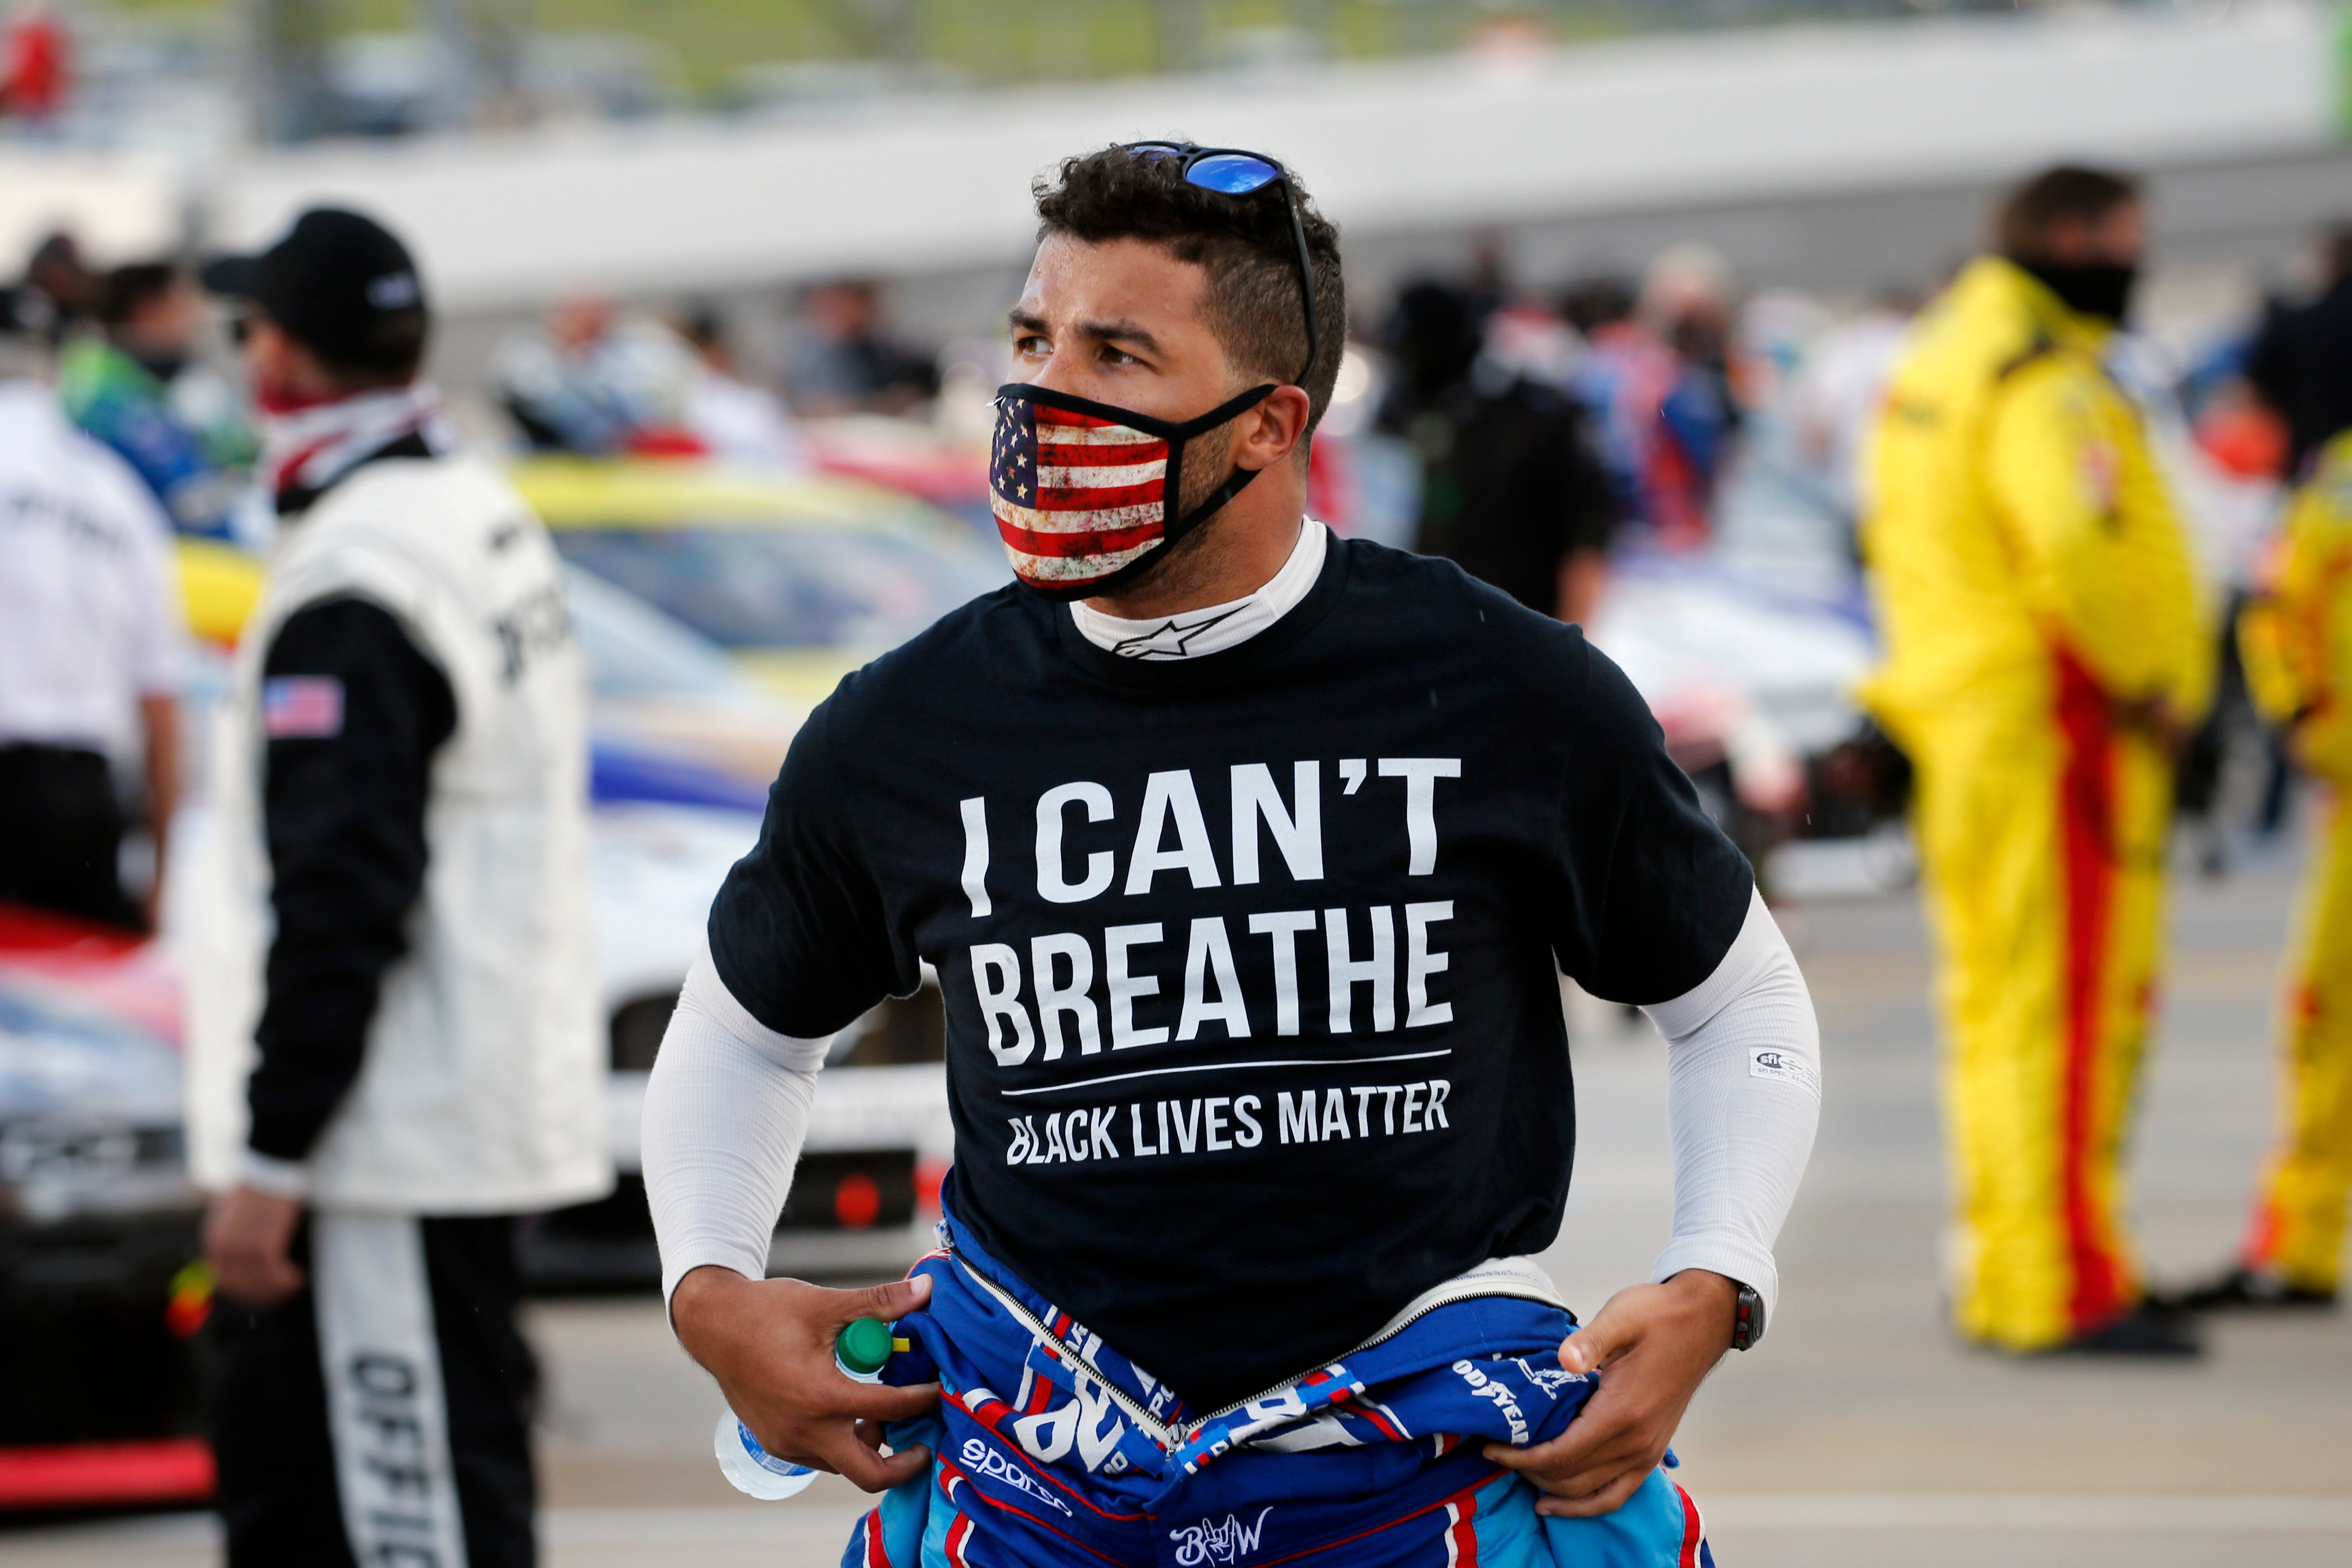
left=246, top=598, right=457, bottom=1162
left=1984, top=361, right=2212, bottom=719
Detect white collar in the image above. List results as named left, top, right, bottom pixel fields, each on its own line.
left=1069, top=520, right=1328, bottom=660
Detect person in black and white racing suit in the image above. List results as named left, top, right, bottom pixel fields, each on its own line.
left=185, top=208, right=610, bottom=1568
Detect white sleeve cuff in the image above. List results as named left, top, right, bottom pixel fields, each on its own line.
left=238, top=1148, right=312, bottom=1198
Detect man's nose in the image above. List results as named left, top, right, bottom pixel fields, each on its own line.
left=1027, top=338, right=1094, bottom=398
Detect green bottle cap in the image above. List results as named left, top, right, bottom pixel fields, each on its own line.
left=837, top=1316, right=894, bottom=1377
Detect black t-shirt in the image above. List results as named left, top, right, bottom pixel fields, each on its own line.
left=709, top=536, right=1750, bottom=1410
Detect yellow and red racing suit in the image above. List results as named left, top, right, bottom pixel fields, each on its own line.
left=2238, top=430, right=2352, bottom=1292
left=1860, top=257, right=2212, bottom=1349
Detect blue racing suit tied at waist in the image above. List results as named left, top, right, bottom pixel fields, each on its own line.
left=844, top=1202, right=1713, bottom=1568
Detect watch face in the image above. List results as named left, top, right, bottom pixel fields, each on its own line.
left=1733, top=1284, right=1764, bottom=1350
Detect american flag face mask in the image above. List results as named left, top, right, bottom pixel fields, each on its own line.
left=988, top=380, right=1276, bottom=599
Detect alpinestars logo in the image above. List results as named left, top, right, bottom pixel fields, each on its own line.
left=1170, top=1506, right=1274, bottom=1565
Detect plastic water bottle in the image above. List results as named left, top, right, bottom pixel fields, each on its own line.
left=714, top=1316, right=897, bottom=1501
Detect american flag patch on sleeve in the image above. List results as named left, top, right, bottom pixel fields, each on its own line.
left=262, top=676, right=345, bottom=738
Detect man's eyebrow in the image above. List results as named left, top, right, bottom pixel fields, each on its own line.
left=1079, top=317, right=1163, bottom=356
left=1004, top=309, right=1163, bottom=359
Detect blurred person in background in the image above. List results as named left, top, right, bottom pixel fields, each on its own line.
left=782, top=277, right=939, bottom=416
left=494, top=289, right=695, bottom=454
left=1861, top=165, right=2211, bottom=1357
left=1790, top=286, right=1918, bottom=539
left=2170, top=431, right=2352, bottom=1313
left=1564, top=256, right=1734, bottom=549
left=18, top=230, right=94, bottom=340
left=1381, top=279, right=1618, bottom=624
left=676, top=300, right=809, bottom=470
left=2243, top=222, right=2352, bottom=483
left=0, top=285, right=181, bottom=932
left=58, top=260, right=257, bottom=541
left=187, top=208, right=610, bottom=1568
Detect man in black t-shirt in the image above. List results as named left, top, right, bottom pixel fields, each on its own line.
left=646, top=145, right=1819, bottom=1539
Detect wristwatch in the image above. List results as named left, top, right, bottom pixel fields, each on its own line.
left=1730, top=1281, right=1765, bottom=1351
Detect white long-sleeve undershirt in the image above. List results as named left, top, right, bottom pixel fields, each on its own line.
left=642, top=940, right=830, bottom=1303
left=643, top=886, right=1819, bottom=1324
left=1643, top=885, right=1820, bottom=1318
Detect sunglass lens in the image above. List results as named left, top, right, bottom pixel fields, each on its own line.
left=1185, top=154, right=1280, bottom=194
left=1125, top=142, right=1188, bottom=163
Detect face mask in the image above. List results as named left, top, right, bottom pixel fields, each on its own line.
left=2018, top=259, right=2138, bottom=325
left=129, top=347, right=188, bottom=383
left=989, top=380, right=1274, bottom=599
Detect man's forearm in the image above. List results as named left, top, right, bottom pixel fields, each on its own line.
left=643, top=941, right=833, bottom=1305
left=1642, top=886, right=1822, bottom=1323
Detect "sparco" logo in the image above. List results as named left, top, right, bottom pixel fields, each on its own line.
left=959, top=1438, right=1073, bottom=1516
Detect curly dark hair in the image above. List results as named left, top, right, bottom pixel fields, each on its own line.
left=1034, top=143, right=1345, bottom=436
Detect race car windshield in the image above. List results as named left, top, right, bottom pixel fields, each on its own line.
left=554, top=525, right=1005, bottom=654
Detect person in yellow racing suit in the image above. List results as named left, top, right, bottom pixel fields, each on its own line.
left=1861, top=166, right=2212, bottom=1356
left=2173, top=432, right=2352, bottom=1311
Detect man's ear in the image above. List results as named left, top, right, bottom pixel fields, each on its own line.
left=1236, top=385, right=1314, bottom=472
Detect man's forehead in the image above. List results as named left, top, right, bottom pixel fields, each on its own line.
left=1017, top=233, right=1207, bottom=324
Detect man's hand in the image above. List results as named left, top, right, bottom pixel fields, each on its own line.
left=1485, top=1269, right=1738, bottom=1517
left=202, top=1185, right=306, bottom=1308
left=2116, top=694, right=2194, bottom=762
left=671, top=1266, right=941, bottom=1492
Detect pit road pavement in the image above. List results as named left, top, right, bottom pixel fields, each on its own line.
left=13, top=842, right=2351, bottom=1565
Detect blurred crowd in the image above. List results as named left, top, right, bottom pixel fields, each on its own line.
left=10, top=181, right=2352, bottom=993
left=10, top=189, right=2352, bottom=1137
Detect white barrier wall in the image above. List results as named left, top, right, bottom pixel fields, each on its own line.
left=204, top=3, right=2344, bottom=312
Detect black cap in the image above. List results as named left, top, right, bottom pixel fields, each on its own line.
left=202, top=208, right=427, bottom=371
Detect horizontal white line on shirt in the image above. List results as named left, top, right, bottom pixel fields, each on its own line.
left=999, top=1048, right=1454, bottom=1097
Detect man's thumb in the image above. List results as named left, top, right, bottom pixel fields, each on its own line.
left=854, top=1271, right=933, bottom=1324
left=1558, top=1311, right=1629, bottom=1376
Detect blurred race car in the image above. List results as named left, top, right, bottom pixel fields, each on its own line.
left=1588, top=451, right=1908, bottom=896
left=0, top=906, right=214, bottom=1509
left=509, top=455, right=1006, bottom=706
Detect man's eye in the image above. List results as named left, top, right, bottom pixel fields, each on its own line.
left=1102, top=345, right=1139, bottom=366
left=1014, top=334, right=1047, bottom=355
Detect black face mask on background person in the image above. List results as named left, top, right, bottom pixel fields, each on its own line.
left=2017, top=258, right=2139, bottom=325
left=128, top=346, right=189, bottom=384
left=989, top=380, right=1276, bottom=600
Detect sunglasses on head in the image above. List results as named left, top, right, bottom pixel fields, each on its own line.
left=1121, top=141, right=1320, bottom=389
